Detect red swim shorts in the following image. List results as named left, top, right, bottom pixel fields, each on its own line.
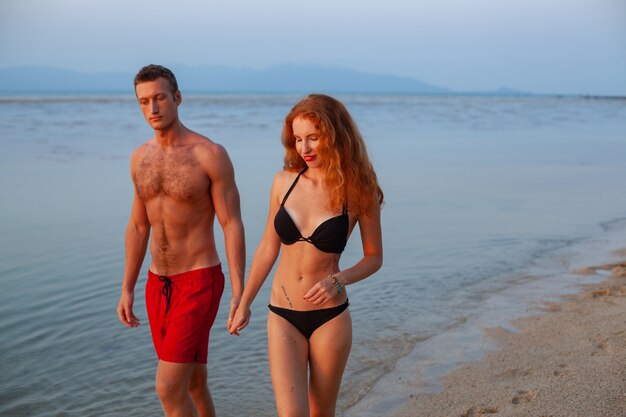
left=145, top=264, right=225, bottom=364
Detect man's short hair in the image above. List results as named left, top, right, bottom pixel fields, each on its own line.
left=134, top=64, right=179, bottom=94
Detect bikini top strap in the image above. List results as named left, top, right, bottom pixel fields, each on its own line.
left=280, top=167, right=309, bottom=206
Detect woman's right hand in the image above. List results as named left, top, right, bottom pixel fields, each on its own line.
left=228, top=303, right=251, bottom=336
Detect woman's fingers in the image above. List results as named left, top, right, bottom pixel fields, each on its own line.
left=303, top=280, right=334, bottom=305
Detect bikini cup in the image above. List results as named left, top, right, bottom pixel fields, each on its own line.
left=273, top=167, right=348, bottom=254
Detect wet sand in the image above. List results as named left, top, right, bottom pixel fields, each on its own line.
left=390, top=251, right=626, bottom=417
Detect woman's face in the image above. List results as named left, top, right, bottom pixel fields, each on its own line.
left=292, top=116, right=322, bottom=168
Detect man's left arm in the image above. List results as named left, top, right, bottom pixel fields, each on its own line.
left=208, top=144, right=246, bottom=330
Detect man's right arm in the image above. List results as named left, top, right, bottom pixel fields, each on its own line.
left=117, top=191, right=150, bottom=327
left=117, top=152, right=151, bottom=328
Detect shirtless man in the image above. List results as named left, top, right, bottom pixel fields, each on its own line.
left=116, top=64, right=245, bottom=417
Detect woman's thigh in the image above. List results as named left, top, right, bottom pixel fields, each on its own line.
left=268, top=311, right=310, bottom=417
left=308, top=309, right=352, bottom=417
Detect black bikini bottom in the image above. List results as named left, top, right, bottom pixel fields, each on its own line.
left=268, top=299, right=350, bottom=339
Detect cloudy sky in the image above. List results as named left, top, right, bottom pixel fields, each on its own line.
left=1, top=0, right=624, bottom=95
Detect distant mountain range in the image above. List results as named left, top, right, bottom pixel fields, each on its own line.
left=0, top=65, right=529, bottom=95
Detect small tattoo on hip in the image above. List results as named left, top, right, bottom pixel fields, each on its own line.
left=281, top=285, right=293, bottom=308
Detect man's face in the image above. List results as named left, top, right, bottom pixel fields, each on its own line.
left=135, top=78, right=181, bottom=131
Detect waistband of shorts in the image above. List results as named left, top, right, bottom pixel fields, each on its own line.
left=148, top=264, right=223, bottom=282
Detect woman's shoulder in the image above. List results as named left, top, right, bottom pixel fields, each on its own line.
left=269, top=169, right=300, bottom=199
left=273, top=169, right=300, bottom=185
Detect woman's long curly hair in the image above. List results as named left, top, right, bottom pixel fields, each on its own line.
left=281, top=94, right=383, bottom=216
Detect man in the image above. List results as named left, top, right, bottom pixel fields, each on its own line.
left=117, top=64, right=245, bottom=417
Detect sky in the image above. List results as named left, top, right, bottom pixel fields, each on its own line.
left=1, top=0, right=625, bottom=95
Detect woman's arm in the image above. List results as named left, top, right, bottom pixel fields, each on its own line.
left=336, top=201, right=383, bottom=286
left=228, top=174, right=283, bottom=335
left=304, top=200, right=383, bottom=305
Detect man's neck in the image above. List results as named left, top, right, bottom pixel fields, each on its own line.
left=154, top=121, right=186, bottom=147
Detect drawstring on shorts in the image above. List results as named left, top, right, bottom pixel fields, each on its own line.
left=159, top=275, right=173, bottom=313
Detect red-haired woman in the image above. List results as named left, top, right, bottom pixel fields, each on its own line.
left=229, top=94, right=383, bottom=417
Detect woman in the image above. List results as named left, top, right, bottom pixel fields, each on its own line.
left=229, top=94, right=383, bottom=417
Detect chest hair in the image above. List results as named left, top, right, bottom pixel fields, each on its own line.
left=134, top=146, right=207, bottom=202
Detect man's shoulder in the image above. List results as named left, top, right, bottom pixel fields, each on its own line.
left=186, top=133, right=232, bottom=178
left=186, top=131, right=226, bottom=156
left=193, top=142, right=229, bottom=169
left=130, top=141, right=153, bottom=161
left=197, top=139, right=226, bottom=156
left=186, top=129, right=210, bottom=143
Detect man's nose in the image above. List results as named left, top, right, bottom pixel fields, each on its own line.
left=150, top=100, right=159, bottom=113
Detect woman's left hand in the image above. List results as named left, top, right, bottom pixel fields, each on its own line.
left=303, top=276, right=340, bottom=305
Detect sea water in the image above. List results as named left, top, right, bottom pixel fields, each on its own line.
left=1, top=94, right=625, bottom=416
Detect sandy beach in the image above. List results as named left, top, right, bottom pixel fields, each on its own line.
left=390, top=250, right=626, bottom=417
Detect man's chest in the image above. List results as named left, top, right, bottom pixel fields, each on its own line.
left=134, top=152, right=210, bottom=202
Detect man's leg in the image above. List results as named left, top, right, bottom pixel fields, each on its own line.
left=155, top=360, right=198, bottom=417
left=189, top=363, right=216, bottom=417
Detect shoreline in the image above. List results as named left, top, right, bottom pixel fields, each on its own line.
left=385, top=253, right=626, bottom=417
left=343, top=221, right=626, bottom=417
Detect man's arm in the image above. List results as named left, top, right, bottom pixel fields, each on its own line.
left=207, top=144, right=246, bottom=330
left=117, top=153, right=151, bottom=328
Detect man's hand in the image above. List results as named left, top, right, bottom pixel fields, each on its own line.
left=228, top=300, right=251, bottom=336
left=117, top=291, right=140, bottom=328
left=227, top=296, right=241, bottom=331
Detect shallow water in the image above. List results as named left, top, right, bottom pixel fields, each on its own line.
left=1, top=94, right=625, bottom=416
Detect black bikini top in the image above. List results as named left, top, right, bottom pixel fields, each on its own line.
left=274, top=167, right=349, bottom=254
